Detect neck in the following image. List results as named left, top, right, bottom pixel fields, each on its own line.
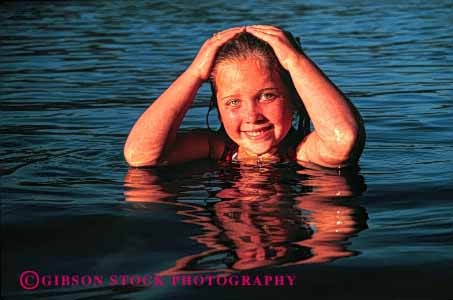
left=237, top=147, right=281, bottom=164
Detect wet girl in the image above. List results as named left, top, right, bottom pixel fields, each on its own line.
left=124, top=25, right=365, bottom=168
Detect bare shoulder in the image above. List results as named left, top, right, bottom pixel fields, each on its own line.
left=162, top=129, right=226, bottom=165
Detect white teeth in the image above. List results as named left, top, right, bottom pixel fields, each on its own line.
left=244, top=127, right=271, bottom=137
left=246, top=130, right=264, bottom=137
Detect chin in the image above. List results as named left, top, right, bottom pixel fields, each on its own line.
left=244, top=143, right=275, bottom=156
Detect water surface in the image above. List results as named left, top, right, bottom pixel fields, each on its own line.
left=2, top=1, right=453, bottom=299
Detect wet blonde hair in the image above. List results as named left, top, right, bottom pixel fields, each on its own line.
left=207, top=31, right=310, bottom=138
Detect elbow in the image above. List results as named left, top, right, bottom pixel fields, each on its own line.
left=123, top=146, right=160, bottom=168
left=323, top=126, right=365, bottom=166
left=337, top=128, right=358, bottom=158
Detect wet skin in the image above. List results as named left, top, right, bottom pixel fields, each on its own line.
left=215, top=57, right=295, bottom=160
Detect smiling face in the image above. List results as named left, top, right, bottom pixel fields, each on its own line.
left=214, top=57, right=295, bottom=158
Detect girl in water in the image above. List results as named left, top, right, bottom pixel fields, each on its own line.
left=124, top=25, right=365, bottom=168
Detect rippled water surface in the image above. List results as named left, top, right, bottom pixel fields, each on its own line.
left=2, top=1, right=453, bottom=299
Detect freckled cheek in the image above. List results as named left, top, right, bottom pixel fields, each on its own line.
left=263, top=106, right=290, bottom=124
left=264, top=106, right=293, bottom=137
left=220, top=110, right=242, bottom=133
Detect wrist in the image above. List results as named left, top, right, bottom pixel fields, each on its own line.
left=285, top=52, right=309, bottom=72
left=184, top=67, right=205, bottom=86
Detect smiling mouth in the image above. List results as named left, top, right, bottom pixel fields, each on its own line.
left=242, top=125, right=273, bottom=139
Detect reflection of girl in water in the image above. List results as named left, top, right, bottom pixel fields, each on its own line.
left=124, top=165, right=367, bottom=274
left=124, top=25, right=365, bottom=168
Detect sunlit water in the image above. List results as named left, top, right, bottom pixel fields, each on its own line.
left=2, top=1, right=453, bottom=299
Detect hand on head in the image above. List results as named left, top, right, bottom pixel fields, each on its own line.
left=188, top=25, right=302, bottom=83
left=246, top=25, right=302, bottom=71
left=125, top=24, right=363, bottom=168
left=193, top=25, right=303, bottom=159
left=188, top=26, right=246, bottom=82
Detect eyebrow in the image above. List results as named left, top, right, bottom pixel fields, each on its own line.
left=220, top=88, right=280, bottom=100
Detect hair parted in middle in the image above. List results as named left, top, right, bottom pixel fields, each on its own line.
left=206, top=31, right=310, bottom=140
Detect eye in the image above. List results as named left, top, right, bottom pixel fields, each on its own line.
left=260, top=93, right=277, bottom=102
left=226, top=99, right=240, bottom=106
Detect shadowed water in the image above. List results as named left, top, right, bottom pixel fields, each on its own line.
left=2, top=1, right=453, bottom=299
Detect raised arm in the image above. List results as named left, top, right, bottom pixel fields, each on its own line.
left=124, top=27, right=245, bottom=167
left=247, top=25, right=365, bottom=168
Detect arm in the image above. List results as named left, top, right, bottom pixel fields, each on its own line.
left=247, top=25, right=365, bottom=168
left=124, top=70, right=203, bottom=167
left=287, top=54, right=365, bottom=167
left=124, top=27, right=245, bottom=167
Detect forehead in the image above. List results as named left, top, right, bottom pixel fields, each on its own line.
left=215, top=58, right=285, bottom=93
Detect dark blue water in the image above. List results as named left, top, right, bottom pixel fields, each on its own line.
left=2, top=1, right=453, bottom=299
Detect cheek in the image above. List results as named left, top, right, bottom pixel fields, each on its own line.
left=219, top=109, right=241, bottom=131
left=264, top=103, right=293, bottom=125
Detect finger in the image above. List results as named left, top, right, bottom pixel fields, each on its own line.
left=246, top=28, right=282, bottom=41
left=246, top=28, right=280, bottom=43
left=209, top=27, right=244, bottom=43
left=247, top=27, right=280, bottom=37
left=212, top=30, right=240, bottom=42
left=248, top=24, right=274, bottom=28
left=219, top=26, right=246, bottom=34
left=211, top=28, right=246, bottom=45
left=212, top=27, right=245, bottom=40
left=248, top=24, right=283, bottom=33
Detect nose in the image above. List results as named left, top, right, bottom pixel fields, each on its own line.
left=242, top=100, right=265, bottom=124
